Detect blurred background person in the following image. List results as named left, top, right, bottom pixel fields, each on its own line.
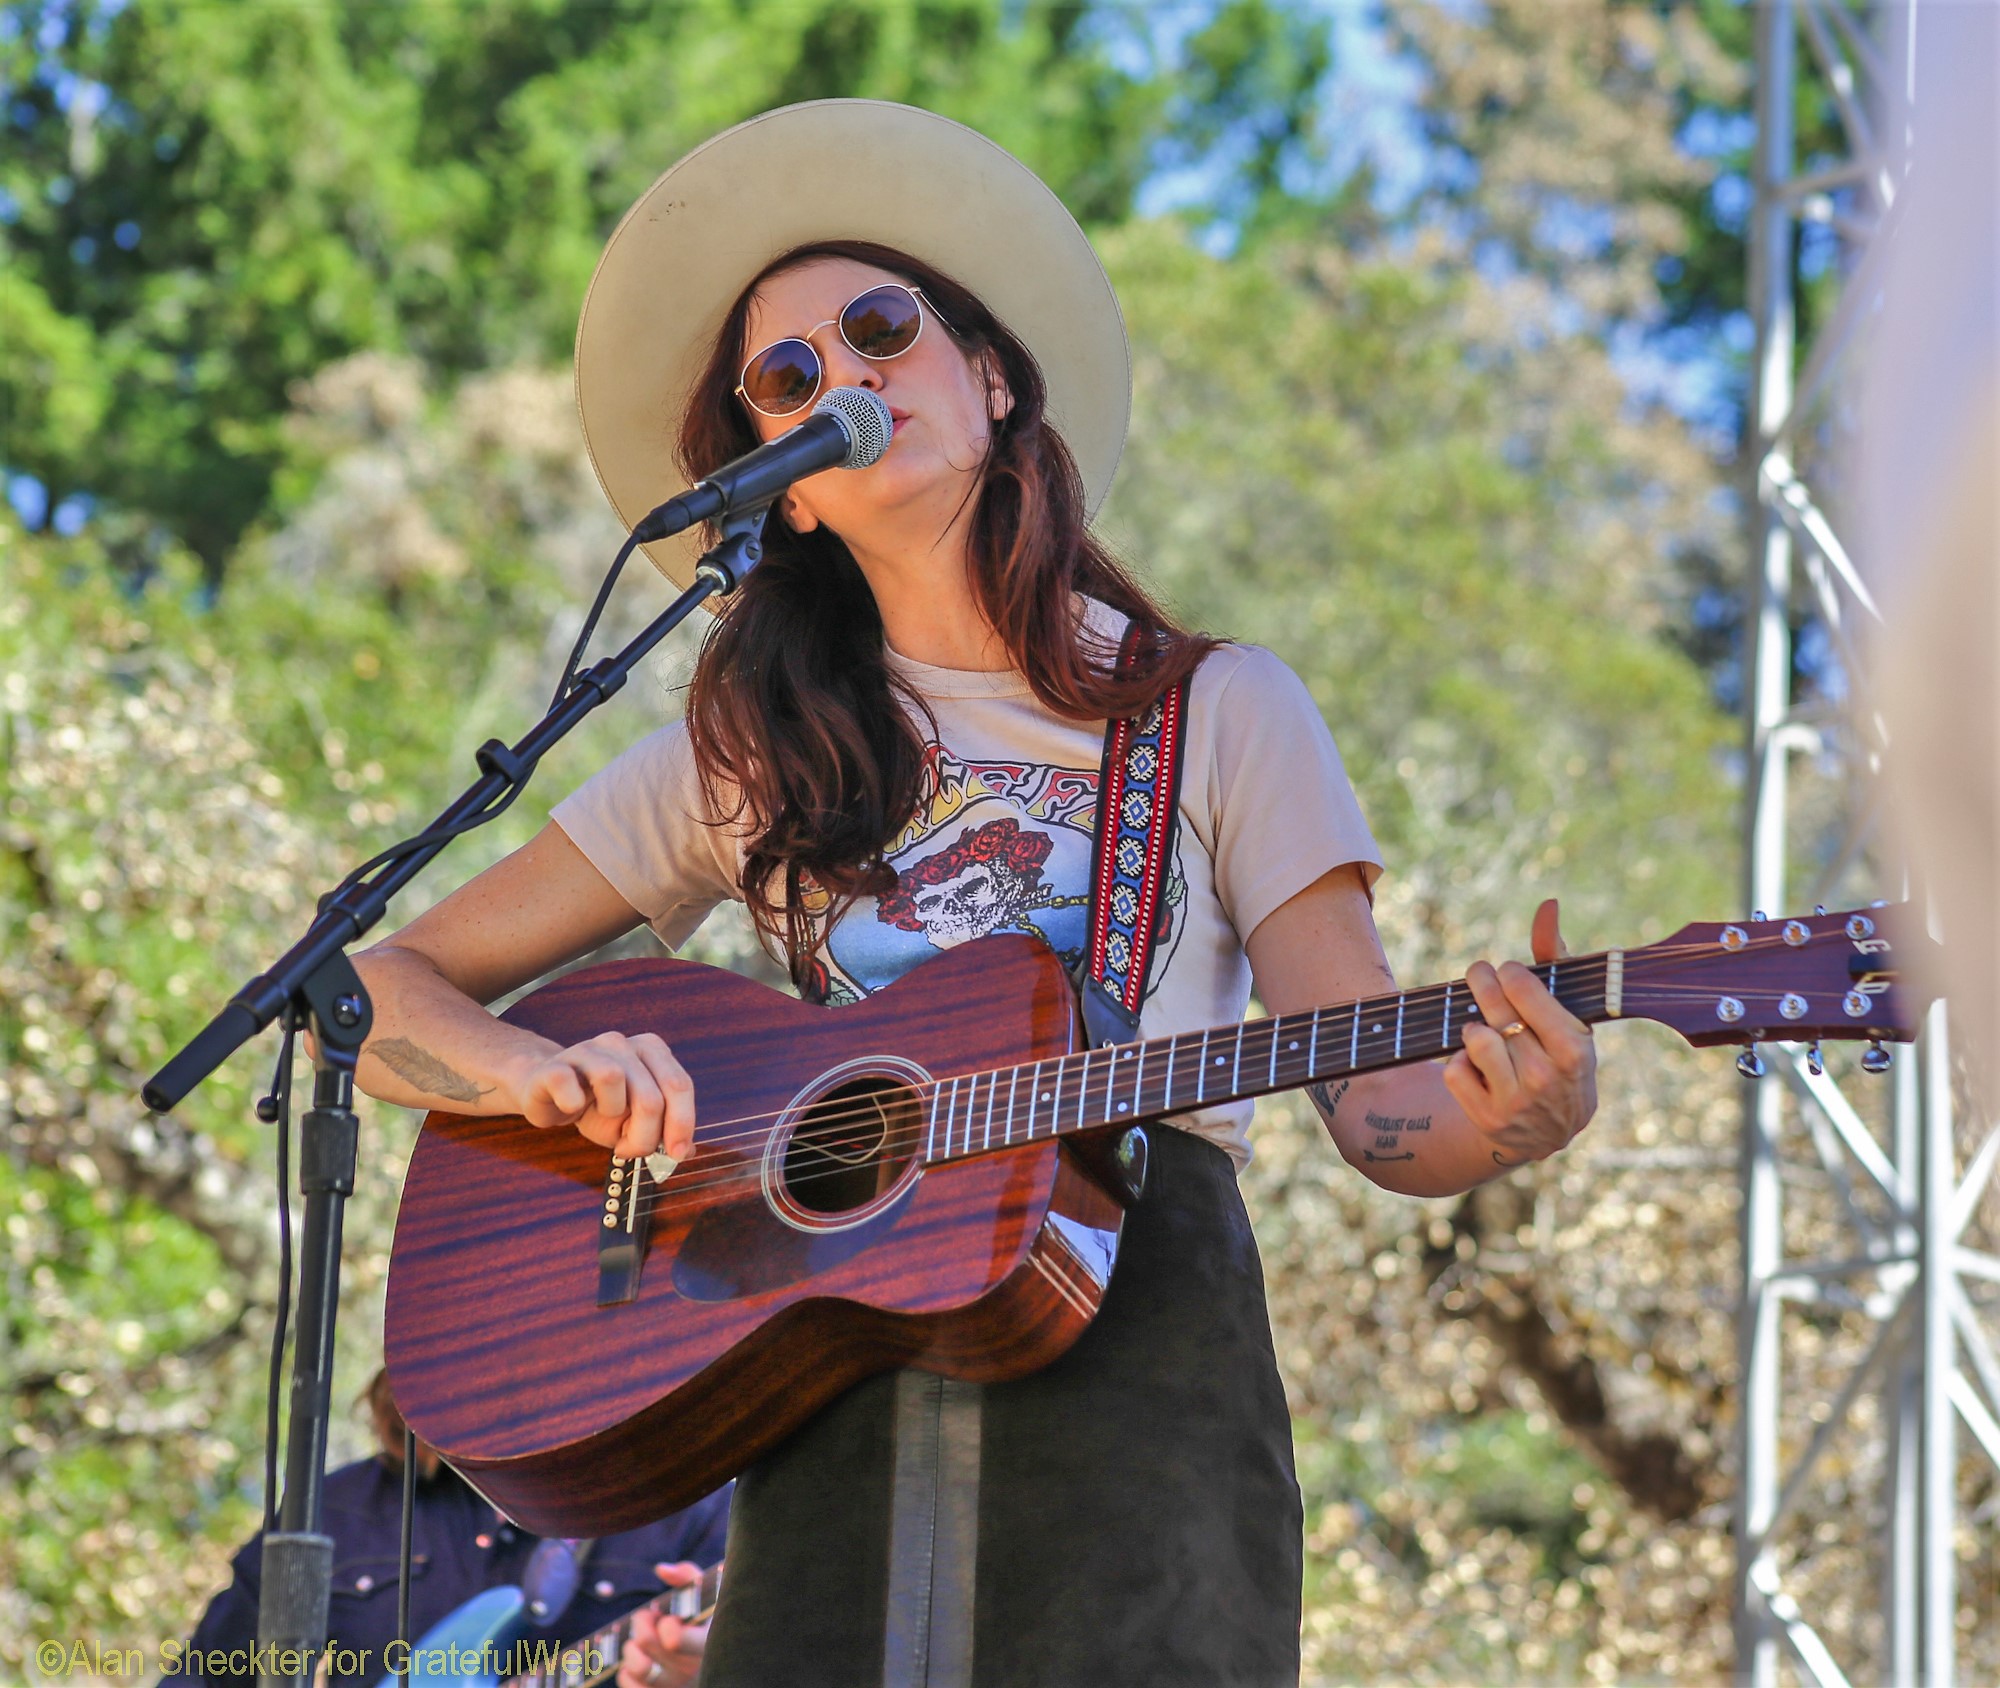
left=162, top=1368, right=725, bottom=1687
left=1865, top=0, right=2000, bottom=1101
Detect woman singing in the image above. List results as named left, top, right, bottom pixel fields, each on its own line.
left=352, top=100, right=1599, bottom=1688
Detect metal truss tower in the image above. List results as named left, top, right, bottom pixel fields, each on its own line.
left=1738, top=3, right=1999, bottom=1684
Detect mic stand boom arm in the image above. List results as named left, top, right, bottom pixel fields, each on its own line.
left=143, top=506, right=767, bottom=1110
left=140, top=506, right=769, bottom=1688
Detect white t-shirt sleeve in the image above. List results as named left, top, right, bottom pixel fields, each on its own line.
left=1196, top=644, right=1384, bottom=944
left=548, top=721, right=743, bottom=949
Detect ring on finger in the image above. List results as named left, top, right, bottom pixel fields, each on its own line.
left=1500, top=1022, right=1528, bottom=1039
left=648, top=1661, right=666, bottom=1686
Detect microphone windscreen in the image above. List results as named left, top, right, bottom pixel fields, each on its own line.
left=814, top=387, right=894, bottom=468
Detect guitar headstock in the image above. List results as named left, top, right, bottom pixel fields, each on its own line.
left=1619, top=904, right=1928, bottom=1050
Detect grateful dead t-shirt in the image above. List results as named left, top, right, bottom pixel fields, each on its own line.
left=550, top=600, right=1381, bottom=1169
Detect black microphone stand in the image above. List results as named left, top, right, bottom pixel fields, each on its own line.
left=142, top=505, right=770, bottom=1688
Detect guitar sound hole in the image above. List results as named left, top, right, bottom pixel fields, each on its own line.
left=781, top=1078, right=924, bottom=1216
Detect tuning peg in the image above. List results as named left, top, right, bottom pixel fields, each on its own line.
left=1861, top=1042, right=1894, bottom=1074
left=1807, top=1042, right=1825, bottom=1077
left=1737, top=1047, right=1767, bottom=1079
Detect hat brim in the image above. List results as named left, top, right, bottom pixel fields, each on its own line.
left=573, top=99, right=1131, bottom=594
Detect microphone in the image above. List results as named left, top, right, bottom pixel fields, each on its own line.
left=633, top=386, right=893, bottom=543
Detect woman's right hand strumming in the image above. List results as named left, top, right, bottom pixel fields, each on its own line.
left=348, top=820, right=696, bottom=1162
left=507, top=1029, right=694, bottom=1161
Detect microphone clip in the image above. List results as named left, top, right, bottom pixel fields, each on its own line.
left=692, top=500, right=772, bottom=597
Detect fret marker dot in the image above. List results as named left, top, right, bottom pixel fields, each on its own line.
left=1215, top=1055, right=1226, bottom=1066
left=1288, top=1041, right=1299, bottom=1051
left=1041, top=1093, right=1051, bottom=1102
left=1118, top=1102, right=1128, bottom=1113
left=1372, top=1024, right=1383, bottom=1033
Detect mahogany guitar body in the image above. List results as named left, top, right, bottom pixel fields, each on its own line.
left=384, top=934, right=1130, bottom=1535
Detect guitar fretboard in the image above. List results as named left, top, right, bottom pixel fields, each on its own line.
left=510, top=1561, right=721, bottom=1688
left=919, top=953, right=1619, bottom=1162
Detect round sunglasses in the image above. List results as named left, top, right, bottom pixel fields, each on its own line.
left=736, top=283, right=949, bottom=420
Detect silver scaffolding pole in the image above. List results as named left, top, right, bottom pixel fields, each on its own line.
left=1737, top=5, right=1997, bottom=1684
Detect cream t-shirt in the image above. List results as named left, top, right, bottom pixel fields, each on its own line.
left=550, top=601, right=1383, bottom=1169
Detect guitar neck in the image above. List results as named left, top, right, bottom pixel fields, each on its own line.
left=920, top=952, right=1623, bottom=1163
left=508, top=1561, right=722, bottom=1688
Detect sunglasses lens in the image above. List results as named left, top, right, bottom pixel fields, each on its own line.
left=842, top=286, right=924, bottom=359
left=742, top=339, right=820, bottom=416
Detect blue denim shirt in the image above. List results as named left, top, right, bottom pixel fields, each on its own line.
left=164, top=1456, right=730, bottom=1685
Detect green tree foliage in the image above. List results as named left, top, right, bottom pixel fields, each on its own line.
left=0, top=0, right=1319, bottom=574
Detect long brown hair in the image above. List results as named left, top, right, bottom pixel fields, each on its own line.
left=678, top=239, right=1214, bottom=988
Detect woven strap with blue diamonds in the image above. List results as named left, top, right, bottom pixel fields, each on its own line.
left=1080, top=624, right=1190, bottom=1049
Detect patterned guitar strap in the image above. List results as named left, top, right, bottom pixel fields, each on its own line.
left=880, top=620, right=1190, bottom=1688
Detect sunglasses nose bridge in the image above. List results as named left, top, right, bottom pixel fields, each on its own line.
left=812, top=320, right=887, bottom=395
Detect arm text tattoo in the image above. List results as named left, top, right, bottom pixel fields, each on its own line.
left=1361, top=1109, right=1429, bottom=1163
left=371, top=1037, right=493, bottom=1105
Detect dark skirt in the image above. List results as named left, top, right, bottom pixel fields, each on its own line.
left=700, top=1124, right=1303, bottom=1687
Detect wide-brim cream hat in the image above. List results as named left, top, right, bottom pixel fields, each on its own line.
left=574, top=99, right=1131, bottom=592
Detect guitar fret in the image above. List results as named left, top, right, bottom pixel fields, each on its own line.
left=1006, top=1064, right=1020, bottom=1144
left=1441, top=982, right=1453, bottom=1049
left=1349, top=1001, right=1361, bottom=1068
left=1230, top=1026, right=1243, bottom=1094
left=1268, top=1014, right=1282, bottom=1087
left=1163, top=1035, right=1177, bottom=1109
left=1074, top=1050, right=1089, bottom=1131
left=1393, top=993, right=1405, bottom=1060
left=1196, top=1029, right=1211, bottom=1103
left=947, top=1078, right=962, bottom=1158
left=1132, top=1041, right=1146, bottom=1118
left=983, top=1070, right=996, bottom=1152
left=1308, top=1008, right=1320, bottom=1076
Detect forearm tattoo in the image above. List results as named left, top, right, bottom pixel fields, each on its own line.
left=371, top=1037, right=493, bottom=1105
left=1307, top=1078, right=1349, bottom=1121
left=1360, top=1108, right=1429, bottom=1163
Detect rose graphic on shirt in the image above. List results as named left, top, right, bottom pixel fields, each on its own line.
left=814, top=746, right=1183, bottom=1007
left=876, top=817, right=1085, bottom=951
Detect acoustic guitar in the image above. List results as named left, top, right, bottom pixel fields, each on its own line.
left=385, top=906, right=1921, bottom=1534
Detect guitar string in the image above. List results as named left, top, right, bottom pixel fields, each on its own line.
left=582, top=968, right=1893, bottom=1216
left=568, top=923, right=1877, bottom=1160
left=469, top=931, right=1882, bottom=1223
left=552, top=967, right=1884, bottom=1204
left=552, top=956, right=1626, bottom=1167
left=510, top=936, right=1861, bottom=1173
left=616, top=973, right=1903, bottom=1219
left=514, top=922, right=1871, bottom=1175
left=596, top=1007, right=1901, bottom=1222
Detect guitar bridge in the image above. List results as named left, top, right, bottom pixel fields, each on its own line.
left=595, top=1154, right=660, bottom=1306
